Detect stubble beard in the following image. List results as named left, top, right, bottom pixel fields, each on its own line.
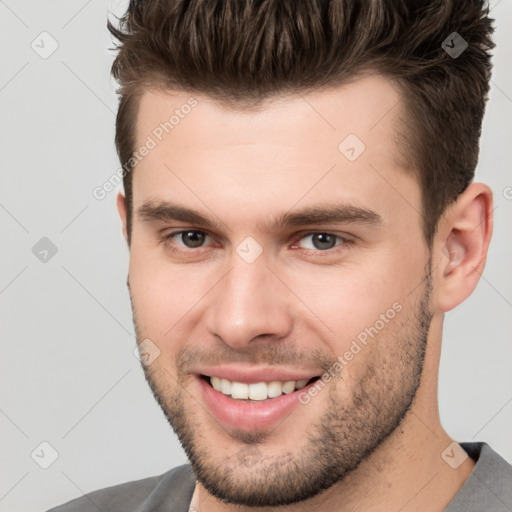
left=130, top=261, right=433, bottom=507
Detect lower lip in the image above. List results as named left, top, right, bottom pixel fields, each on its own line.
left=197, top=376, right=315, bottom=431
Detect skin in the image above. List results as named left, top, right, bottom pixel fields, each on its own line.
left=117, top=74, right=493, bottom=512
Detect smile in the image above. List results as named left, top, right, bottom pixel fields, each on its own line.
left=204, top=375, right=317, bottom=401
left=197, top=372, right=322, bottom=431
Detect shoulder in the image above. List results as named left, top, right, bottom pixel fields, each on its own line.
left=445, top=442, right=512, bottom=512
left=46, top=464, right=195, bottom=512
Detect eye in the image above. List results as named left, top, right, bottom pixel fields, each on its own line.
left=297, top=233, right=345, bottom=251
left=169, top=230, right=209, bottom=248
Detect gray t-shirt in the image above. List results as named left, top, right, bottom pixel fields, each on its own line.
left=46, top=442, right=512, bottom=511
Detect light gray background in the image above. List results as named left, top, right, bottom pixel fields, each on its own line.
left=0, top=1, right=511, bottom=511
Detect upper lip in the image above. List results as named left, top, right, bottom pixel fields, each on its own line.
left=195, top=365, right=320, bottom=384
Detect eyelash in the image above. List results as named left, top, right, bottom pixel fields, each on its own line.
left=161, top=230, right=353, bottom=257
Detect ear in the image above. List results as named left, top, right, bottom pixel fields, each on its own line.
left=433, top=182, right=493, bottom=312
left=116, top=192, right=129, bottom=244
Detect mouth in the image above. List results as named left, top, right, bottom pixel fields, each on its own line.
left=196, top=372, right=322, bottom=431
left=200, top=374, right=320, bottom=401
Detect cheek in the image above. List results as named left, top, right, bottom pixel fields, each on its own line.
left=128, top=245, right=215, bottom=339
left=282, top=249, right=420, bottom=350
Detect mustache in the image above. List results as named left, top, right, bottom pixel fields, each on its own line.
left=175, top=343, right=336, bottom=374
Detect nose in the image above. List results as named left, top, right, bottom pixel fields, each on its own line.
left=204, top=254, right=293, bottom=350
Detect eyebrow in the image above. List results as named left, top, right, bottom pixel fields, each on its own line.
left=268, top=204, right=382, bottom=231
left=136, top=200, right=382, bottom=232
left=138, top=201, right=220, bottom=229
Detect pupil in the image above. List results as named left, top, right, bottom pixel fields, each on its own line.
left=182, top=231, right=205, bottom=248
left=313, top=233, right=336, bottom=250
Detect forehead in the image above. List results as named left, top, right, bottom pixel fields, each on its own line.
left=131, top=74, right=420, bottom=233
left=135, top=74, right=405, bottom=151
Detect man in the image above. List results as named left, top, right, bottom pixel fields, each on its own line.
left=48, top=0, right=512, bottom=511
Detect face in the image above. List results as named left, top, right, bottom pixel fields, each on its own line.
left=123, top=74, right=434, bottom=506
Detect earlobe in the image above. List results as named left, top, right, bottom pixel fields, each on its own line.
left=116, top=192, right=128, bottom=243
left=435, top=183, right=493, bottom=312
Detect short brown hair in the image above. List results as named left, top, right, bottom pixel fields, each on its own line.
left=108, top=0, right=494, bottom=246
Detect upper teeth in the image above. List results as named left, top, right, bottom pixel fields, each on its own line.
left=209, top=377, right=310, bottom=400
